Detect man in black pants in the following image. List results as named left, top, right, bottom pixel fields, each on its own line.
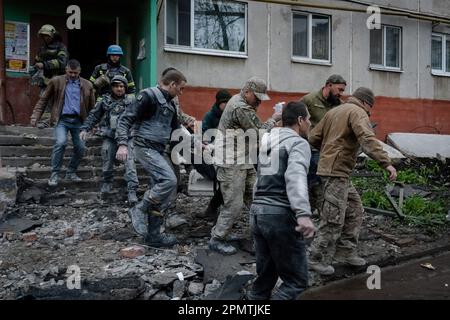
left=248, top=102, right=316, bottom=300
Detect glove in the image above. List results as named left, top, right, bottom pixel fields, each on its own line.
left=94, top=74, right=110, bottom=89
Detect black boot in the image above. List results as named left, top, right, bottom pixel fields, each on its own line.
left=145, top=206, right=178, bottom=248
left=128, top=199, right=151, bottom=236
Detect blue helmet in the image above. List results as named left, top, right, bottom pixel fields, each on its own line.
left=106, top=45, right=123, bottom=56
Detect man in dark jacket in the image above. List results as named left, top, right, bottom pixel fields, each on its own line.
left=202, top=89, right=232, bottom=134
left=115, top=69, right=187, bottom=247
left=80, top=75, right=139, bottom=204
left=32, top=24, right=69, bottom=128
left=90, top=45, right=136, bottom=101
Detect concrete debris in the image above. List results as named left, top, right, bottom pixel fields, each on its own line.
left=119, top=246, right=146, bottom=259
left=166, top=214, right=188, bottom=229
left=387, top=133, right=450, bottom=158
left=0, top=169, right=18, bottom=220
left=188, top=282, right=204, bottom=296
left=172, top=280, right=186, bottom=299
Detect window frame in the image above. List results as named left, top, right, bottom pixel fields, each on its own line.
left=431, top=32, right=450, bottom=77
left=164, top=0, right=248, bottom=59
left=291, top=11, right=332, bottom=66
left=369, top=24, right=403, bottom=72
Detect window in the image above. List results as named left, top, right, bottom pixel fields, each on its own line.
left=165, top=0, right=247, bottom=57
left=370, top=25, right=402, bottom=70
left=431, top=33, right=450, bottom=76
left=292, top=12, right=331, bottom=64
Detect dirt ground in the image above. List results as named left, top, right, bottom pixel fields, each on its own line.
left=1, top=172, right=449, bottom=300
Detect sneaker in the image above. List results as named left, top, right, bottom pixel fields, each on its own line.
left=308, top=261, right=335, bottom=275
left=48, top=173, right=59, bottom=186
left=127, top=191, right=138, bottom=205
left=101, top=183, right=113, bottom=194
left=334, top=254, right=367, bottom=267
left=65, top=172, right=82, bottom=182
left=208, top=237, right=237, bottom=255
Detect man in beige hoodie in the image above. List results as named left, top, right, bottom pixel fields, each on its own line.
left=308, top=87, right=397, bottom=275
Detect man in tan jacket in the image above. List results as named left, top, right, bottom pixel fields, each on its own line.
left=30, top=59, right=95, bottom=186
left=308, top=87, right=397, bottom=275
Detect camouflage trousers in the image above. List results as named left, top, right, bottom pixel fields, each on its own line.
left=309, top=177, right=364, bottom=265
left=211, top=167, right=256, bottom=240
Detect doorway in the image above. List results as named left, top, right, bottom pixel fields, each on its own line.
left=67, top=20, right=116, bottom=79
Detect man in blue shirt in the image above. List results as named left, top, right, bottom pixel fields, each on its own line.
left=31, top=59, right=95, bottom=186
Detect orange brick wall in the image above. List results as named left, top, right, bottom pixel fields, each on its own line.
left=179, top=86, right=450, bottom=141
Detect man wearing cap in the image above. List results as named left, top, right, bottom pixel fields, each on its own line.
left=307, top=87, right=397, bottom=275
left=90, top=45, right=136, bottom=101
left=80, top=75, right=139, bottom=205
left=209, top=77, right=281, bottom=255
left=301, top=75, right=347, bottom=218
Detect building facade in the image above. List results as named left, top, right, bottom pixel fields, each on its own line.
left=158, top=0, right=450, bottom=139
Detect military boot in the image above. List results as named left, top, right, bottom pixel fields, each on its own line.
left=333, top=251, right=367, bottom=267
left=127, top=190, right=138, bottom=205
left=145, top=207, right=178, bottom=248
left=128, top=199, right=151, bottom=236
left=208, top=237, right=237, bottom=255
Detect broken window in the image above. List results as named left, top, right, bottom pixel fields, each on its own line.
left=370, top=25, right=402, bottom=70
left=292, top=12, right=331, bottom=63
left=431, top=33, right=450, bottom=75
left=165, top=0, right=247, bottom=56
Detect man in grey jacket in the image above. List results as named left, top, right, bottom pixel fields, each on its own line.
left=247, top=101, right=316, bottom=300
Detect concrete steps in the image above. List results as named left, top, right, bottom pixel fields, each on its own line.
left=1, top=156, right=104, bottom=168
left=0, top=145, right=102, bottom=157
left=14, top=166, right=147, bottom=180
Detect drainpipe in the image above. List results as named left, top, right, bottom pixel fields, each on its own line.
left=150, top=0, right=157, bottom=86
left=0, top=0, right=6, bottom=124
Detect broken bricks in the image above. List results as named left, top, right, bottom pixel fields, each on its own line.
left=119, top=246, right=146, bottom=259
left=22, top=232, right=38, bottom=243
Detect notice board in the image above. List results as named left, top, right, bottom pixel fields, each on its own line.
left=5, top=21, right=30, bottom=72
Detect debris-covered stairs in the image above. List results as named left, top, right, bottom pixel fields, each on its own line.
left=0, top=125, right=146, bottom=203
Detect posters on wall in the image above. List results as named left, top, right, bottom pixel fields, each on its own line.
left=5, top=21, right=30, bottom=72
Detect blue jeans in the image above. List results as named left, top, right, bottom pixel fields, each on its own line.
left=134, top=144, right=177, bottom=211
left=51, top=116, right=85, bottom=174
left=102, top=137, right=138, bottom=191
left=248, top=204, right=309, bottom=300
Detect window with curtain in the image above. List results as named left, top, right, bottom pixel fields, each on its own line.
left=370, top=25, right=402, bottom=69
left=292, top=12, right=331, bottom=63
left=431, top=33, right=450, bottom=75
left=166, top=0, right=246, bottom=55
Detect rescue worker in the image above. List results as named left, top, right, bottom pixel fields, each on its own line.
left=90, top=45, right=136, bottom=100
left=301, top=75, right=347, bottom=217
left=209, top=77, right=281, bottom=255
left=115, top=69, right=188, bottom=248
left=248, top=101, right=316, bottom=300
left=79, top=75, right=139, bottom=205
left=308, top=87, right=397, bottom=275
left=32, top=24, right=69, bottom=128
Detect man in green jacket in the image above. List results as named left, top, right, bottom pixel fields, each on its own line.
left=301, top=75, right=347, bottom=218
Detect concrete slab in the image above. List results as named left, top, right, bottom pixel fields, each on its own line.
left=188, top=169, right=214, bottom=196
left=387, top=133, right=450, bottom=158
left=360, top=141, right=405, bottom=159
left=194, top=248, right=255, bottom=283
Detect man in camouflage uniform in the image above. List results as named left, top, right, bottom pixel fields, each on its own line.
left=308, top=87, right=397, bottom=275
left=90, top=45, right=136, bottom=101
left=80, top=75, right=139, bottom=205
left=32, top=24, right=69, bottom=128
left=209, top=77, right=281, bottom=255
left=301, top=75, right=347, bottom=217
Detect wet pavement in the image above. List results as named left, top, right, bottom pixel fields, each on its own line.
left=301, top=251, right=450, bottom=300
